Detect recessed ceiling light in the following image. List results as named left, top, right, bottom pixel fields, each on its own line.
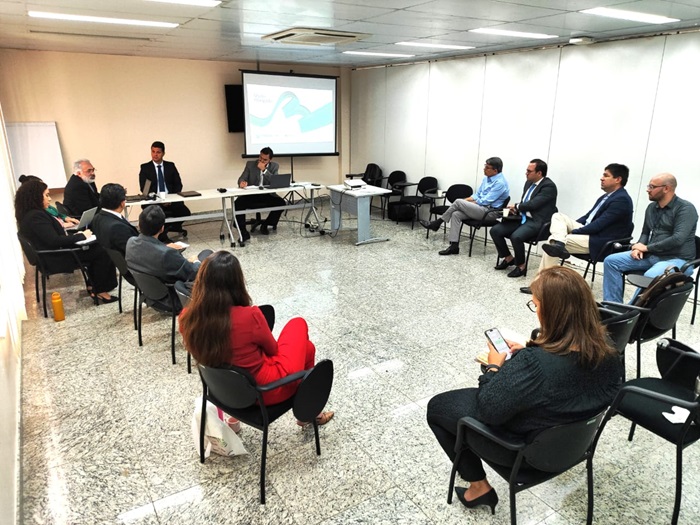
left=28, top=11, right=179, bottom=28
left=469, top=28, right=558, bottom=39
left=144, top=0, right=222, bottom=6
left=395, top=42, right=474, bottom=50
left=343, top=51, right=414, bottom=58
left=580, top=7, right=680, bottom=24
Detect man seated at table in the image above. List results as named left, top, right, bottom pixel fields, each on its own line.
left=91, top=183, right=139, bottom=255
left=126, top=206, right=211, bottom=292
left=490, top=159, right=557, bottom=278
left=138, top=141, right=190, bottom=241
left=236, top=147, right=285, bottom=240
left=64, top=159, right=100, bottom=216
left=519, top=163, right=634, bottom=294
left=419, top=156, right=509, bottom=255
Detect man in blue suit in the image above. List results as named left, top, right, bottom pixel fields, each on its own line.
left=520, top=163, right=633, bottom=294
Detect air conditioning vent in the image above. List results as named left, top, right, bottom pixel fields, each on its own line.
left=262, top=28, right=367, bottom=46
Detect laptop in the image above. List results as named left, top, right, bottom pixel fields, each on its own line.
left=266, top=173, right=292, bottom=189
left=125, top=179, right=151, bottom=203
left=74, top=206, right=98, bottom=231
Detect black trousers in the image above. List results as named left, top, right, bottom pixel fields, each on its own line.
left=235, top=194, right=285, bottom=232
left=489, top=219, right=540, bottom=265
left=426, top=388, right=518, bottom=482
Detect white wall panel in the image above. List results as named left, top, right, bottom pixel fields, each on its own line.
left=549, top=38, right=665, bottom=228
left=479, top=48, right=561, bottom=199
left=424, top=58, right=486, bottom=191
left=383, top=64, right=430, bottom=183
left=350, top=67, right=387, bottom=174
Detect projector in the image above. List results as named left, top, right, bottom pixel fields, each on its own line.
left=344, top=179, right=366, bottom=190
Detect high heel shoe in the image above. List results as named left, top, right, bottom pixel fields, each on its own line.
left=454, top=487, right=498, bottom=515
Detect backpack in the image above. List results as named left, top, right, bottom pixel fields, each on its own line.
left=633, top=266, right=693, bottom=308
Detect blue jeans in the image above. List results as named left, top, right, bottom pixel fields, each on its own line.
left=602, top=251, right=690, bottom=303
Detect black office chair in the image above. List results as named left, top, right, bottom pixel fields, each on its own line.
left=104, top=248, right=138, bottom=329
left=346, top=163, right=383, bottom=186
left=198, top=359, right=334, bottom=504
left=567, top=235, right=633, bottom=285
left=380, top=170, right=407, bottom=219
left=398, top=176, right=438, bottom=229
left=598, top=306, right=640, bottom=380
left=447, top=410, right=607, bottom=525
left=426, top=184, right=473, bottom=239
left=54, top=201, right=77, bottom=218
left=17, top=233, right=93, bottom=318
left=594, top=338, right=700, bottom=525
left=602, top=281, right=694, bottom=378
left=129, top=269, right=183, bottom=367
left=458, top=197, right=511, bottom=257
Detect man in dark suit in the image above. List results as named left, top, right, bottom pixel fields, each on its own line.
left=91, top=183, right=139, bottom=255
left=235, top=146, right=285, bottom=240
left=490, top=159, right=558, bottom=278
left=519, top=163, right=634, bottom=294
left=63, top=159, right=100, bottom=216
left=138, top=141, right=190, bottom=239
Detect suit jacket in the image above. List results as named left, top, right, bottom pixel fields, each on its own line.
left=139, top=160, right=183, bottom=194
left=238, top=160, right=279, bottom=187
left=18, top=209, right=88, bottom=273
left=126, top=234, right=198, bottom=283
left=91, top=210, right=139, bottom=255
left=517, top=176, right=558, bottom=229
left=63, top=174, right=99, bottom=216
left=572, top=188, right=634, bottom=260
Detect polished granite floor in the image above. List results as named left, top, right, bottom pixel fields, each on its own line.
left=19, top=202, right=700, bottom=524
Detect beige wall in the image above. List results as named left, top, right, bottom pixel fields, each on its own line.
left=0, top=49, right=350, bottom=213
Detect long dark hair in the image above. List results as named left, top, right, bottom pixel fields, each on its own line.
left=529, top=266, right=615, bottom=368
left=179, top=251, right=252, bottom=366
left=15, top=180, right=47, bottom=223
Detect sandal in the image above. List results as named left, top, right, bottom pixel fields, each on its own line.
left=297, top=411, right=335, bottom=427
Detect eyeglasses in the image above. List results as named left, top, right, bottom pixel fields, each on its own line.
left=526, top=300, right=537, bottom=313
left=646, top=184, right=666, bottom=190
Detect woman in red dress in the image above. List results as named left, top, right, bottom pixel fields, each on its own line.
left=179, top=250, right=333, bottom=424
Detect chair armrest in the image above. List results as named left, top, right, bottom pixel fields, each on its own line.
left=256, top=369, right=308, bottom=392
left=599, top=301, right=651, bottom=314
left=393, top=182, right=417, bottom=189
left=681, top=257, right=700, bottom=273
left=627, top=274, right=653, bottom=289
left=36, top=246, right=85, bottom=254
left=616, top=384, right=699, bottom=412
left=457, top=416, right=526, bottom=452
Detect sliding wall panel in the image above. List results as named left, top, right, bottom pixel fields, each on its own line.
left=644, top=32, right=700, bottom=218
left=549, top=38, right=665, bottom=228
left=479, top=48, right=561, bottom=197
left=424, top=58, right=487, bottom=190
left=350, top=67, right=387, bottom=173
left=383, top=63, right=430, bottom=182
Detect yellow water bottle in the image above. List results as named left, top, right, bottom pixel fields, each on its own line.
left=51, top=292, right=65, bottom=322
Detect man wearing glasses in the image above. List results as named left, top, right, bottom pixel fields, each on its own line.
left=602, top=173, right=697, bottom=302
left=63, top=158, right=100, bottom=216
left=420, top=157, right=509, bottom=255
left=490, top=159, right=558, bottom=277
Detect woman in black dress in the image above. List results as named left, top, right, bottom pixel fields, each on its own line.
left=15, top=179, right=117, bottom=303
left=427, top=266, right=622, bottom=514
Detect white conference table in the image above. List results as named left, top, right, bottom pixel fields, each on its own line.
left=326, top=184, right=392, bottom=246
left=124, top=184, right=323, bottom=247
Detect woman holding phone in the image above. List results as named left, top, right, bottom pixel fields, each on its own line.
left=426, top=266, right=621, bottom=515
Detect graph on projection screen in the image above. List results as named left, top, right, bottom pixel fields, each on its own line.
left=6, top=122, right=66, bottom=189
left=242, top=71, right=338, bottom=157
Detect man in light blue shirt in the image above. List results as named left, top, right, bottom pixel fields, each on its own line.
left=420, top=157, right=510, bottom=255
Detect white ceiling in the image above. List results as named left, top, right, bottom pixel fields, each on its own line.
left=1, top=0, right=700, bottom=67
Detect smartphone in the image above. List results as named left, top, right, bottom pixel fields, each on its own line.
left=485, top=327, right=511, bottom=354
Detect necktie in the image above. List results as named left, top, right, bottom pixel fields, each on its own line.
left=157, top=165, right=165, bottom=193
left=521, top=184, right=536, bottom=224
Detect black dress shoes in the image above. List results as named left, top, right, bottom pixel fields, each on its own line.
left=494, top=258, right=515, bottom=270
left=519, top=286, right=532, bottom=294
left=439, top=243, right=459, bottom=255
left=241, top=230, right=251, bottom=242
left=507, top=266, right=527, bottom=278
left=542, top=240, right=570, bottom=260
left=420, top=219, right=443, bottom=232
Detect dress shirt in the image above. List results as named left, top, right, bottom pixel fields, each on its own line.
left=638, top=195, right=698, bottom=259
left=472, top=172, right=510, bottom=208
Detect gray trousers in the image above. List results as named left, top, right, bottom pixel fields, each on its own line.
left=441, top=200, right=491, bottom=243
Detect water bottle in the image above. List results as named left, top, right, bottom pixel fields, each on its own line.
left=51, top=292, right=65, bottom=322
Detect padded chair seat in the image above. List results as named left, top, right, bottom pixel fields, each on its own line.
left=401, top=195, right=432, bottom=205
left=617, top=378, right=700, bottom=444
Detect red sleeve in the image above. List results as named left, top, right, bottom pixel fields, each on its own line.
left=251, top=306, right=278, bottom=356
